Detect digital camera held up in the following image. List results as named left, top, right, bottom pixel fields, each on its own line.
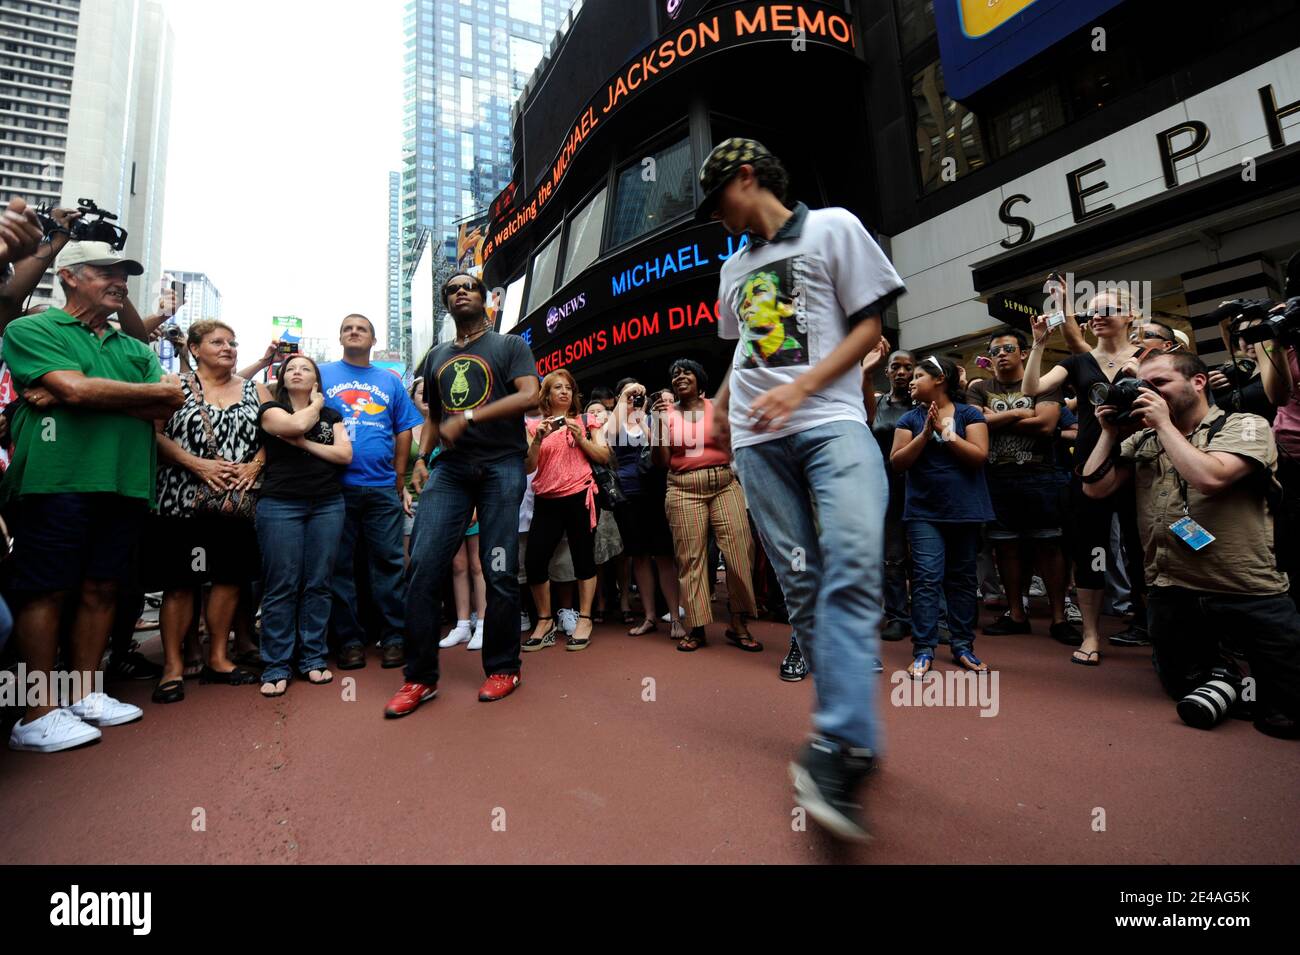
left=33, top=198, right=128, bottom=251
left=1088, top=376, right=1154, bottom=425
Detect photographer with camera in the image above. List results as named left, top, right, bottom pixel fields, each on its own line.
left=1210, top=311, right=1274, bottom=421
left=2, top=240, right=185, bottom=752
left=1229, top=283, right=1300, bottom=610
left=1080, top=350, right=1300, bottom=739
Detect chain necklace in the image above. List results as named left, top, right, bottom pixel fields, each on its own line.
left=453, top=319, right=488, bottom=347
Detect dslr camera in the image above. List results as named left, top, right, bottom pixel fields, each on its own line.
left=1176, top=666, right=1251, bottom=730
left=1088, top=376, right=1155, bottom=424
left=1213, top=297, right=1300, bottom=347
left=33, top=198, right=128, bottom=251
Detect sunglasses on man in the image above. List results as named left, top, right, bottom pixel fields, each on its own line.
left=444, top=281, right=480, bottom=295
left=988, top=343, right=1021, bottom=356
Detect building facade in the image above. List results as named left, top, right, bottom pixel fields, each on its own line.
left=387, top=170, right=402, bottom=352
left=481, top=0, right=1300, bottom=392
left=397, top=0, right=574, bottom=363
left=0, top=0, right=174, bottom=307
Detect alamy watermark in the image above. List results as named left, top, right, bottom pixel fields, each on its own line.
left=890, top=669, right=1000, bottom=718
left=0, top=664, right=104, bottom=709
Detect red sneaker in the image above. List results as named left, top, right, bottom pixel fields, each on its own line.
left=478, top=673, right=521, bottom=702
left=384, top=681, right=437, bottom=718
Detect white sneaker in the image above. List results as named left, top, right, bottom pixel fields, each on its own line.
left=557, top=608, right=578, bottom=635
left=467, top=620, right=484, bottom=651
left=1029, top=575, right=1046, bottom=597
left=9, top=708, right=102, bottom=752
left=439, top=621, right=473, bottom=648
left=69, top=692, right=143, bottom=727
left=1065, top=600, right=1083, bottom=625
left=519, top=612, right=532, bottom=632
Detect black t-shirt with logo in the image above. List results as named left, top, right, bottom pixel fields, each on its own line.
left=419, top=330, right=537, bottom=464
left=257, top=402, right=345, bottom=500
left=966, top=376, right=1062, bottom=476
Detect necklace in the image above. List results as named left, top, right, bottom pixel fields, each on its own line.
left=454, top=321, right=488, bottom=347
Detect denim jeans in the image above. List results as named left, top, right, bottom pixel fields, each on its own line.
left=734, top=420, right=886, bottom=753
left=331, top=485, right=409, bottom=649
left=405, top=453, right=526, bottom=685
left=256, top=494, right=347, bottom=683
left=906, top=520, right=981, bottom=657
left=883, top=512, right=910, bottom=628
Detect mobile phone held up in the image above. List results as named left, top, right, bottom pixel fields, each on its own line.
left=278, top=342, right=299, bottom=356
left=975, top=355, right=993, bottom=370
left=1044, top=271, right=1067, bottom=329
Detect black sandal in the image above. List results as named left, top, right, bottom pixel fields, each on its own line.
left=676, top=628, right=707, bottom=652
left=522, top=616, right=558, bottom=652
left=151, top=679, right=185, bottom=704
left=566, top=614, right=593, bottom=651
left=198, top=665, right=260, bottom=686
left=725, top=629, right=764, bottom=652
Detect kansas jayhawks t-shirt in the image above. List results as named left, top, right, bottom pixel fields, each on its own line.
left=418, top=330, right=537, bottom=463
left=320, top=360, right=425, bottom=487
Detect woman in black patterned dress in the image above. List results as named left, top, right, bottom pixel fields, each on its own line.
left=149, top=320, right=271, bottom=703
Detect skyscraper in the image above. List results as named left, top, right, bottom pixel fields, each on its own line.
left=165, top=269, right=221, bottom=335
left=387, top=170, right=402, bottom=353
left=397, top=0, right=574, bottom=362
left=0, top=0, right=174, bottom=306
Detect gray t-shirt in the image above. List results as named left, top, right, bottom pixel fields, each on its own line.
left=717, top=204, right=905, bottom=449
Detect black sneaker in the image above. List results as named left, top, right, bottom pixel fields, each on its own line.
left=105, top=650, right=163, bottom=682
left=1048, top=621, right=1083, bottom=646
left=1109, top=623, right=1152, bottom=647
left=789, top=736, right=875, bottom=843
left=780, top=636, right=808, bottom=682
left=880, top=619, right=910, bottom=642
left=983, top=610, right=1032, bottom=635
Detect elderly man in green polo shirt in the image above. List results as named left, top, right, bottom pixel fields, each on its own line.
left=2, top=240, right=184, bottom=753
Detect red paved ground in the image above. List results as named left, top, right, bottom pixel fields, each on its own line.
left=1, top=608, right=1296, bottom=864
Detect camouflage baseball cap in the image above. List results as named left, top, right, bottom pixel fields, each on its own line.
left=694, top=137, right=773, bottom=222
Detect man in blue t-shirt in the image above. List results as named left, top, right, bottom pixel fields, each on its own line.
left=320, top=314, right=425, bottom=669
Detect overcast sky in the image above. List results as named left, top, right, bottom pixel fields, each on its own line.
left=160, top=0, right=403, bottom=361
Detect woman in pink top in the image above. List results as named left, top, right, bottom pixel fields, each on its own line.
left=522, top=369, right=611, bottom=651
left=653, top=358, right=759, bottom=653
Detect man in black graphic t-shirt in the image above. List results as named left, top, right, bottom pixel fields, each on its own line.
left=384, top=272, right=539, bottom=717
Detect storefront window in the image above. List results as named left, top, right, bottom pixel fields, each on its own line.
left=562, top=186, right=607, bottom=286
left=526, top=229, right=560, bottom=314
left=608, top=136, right=694, bottom=249
left=912, top=60, right=987, bottom=194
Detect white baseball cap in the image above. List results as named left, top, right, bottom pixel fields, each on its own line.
left=54, top=240, right=143, bottom=276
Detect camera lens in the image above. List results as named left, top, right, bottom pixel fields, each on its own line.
left=1088, top=381, right=1112, bottom=407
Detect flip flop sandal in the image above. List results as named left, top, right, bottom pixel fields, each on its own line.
left=953, top=651, right=988, bottom=672
left=305, top=669, right=333, bottom=685
left=725, top=629, right=763, bottom=652
left=676, top=631, right=707, bottom=652
left=627, top=619, right=658, bottom=636
left=260, top=680, right=288, bottom=698
left=151, top=679, right=185, bottom=704
left=1071, top=649, right=1102, bottom=667
left=908, top=652, right=934, bottom=680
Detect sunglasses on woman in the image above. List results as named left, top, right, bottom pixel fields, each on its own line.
left=1079, top=306, right=1128, bottom=320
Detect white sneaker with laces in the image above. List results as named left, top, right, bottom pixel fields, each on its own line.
left=9, top=708, right=102, bottom=752
left=69, top=692, right=143, bottom=727
left=439, top=620, right=473, bottom=648
left=557, top=608, right=578, bottom=635
left=467, top=620, right=484, bottom=651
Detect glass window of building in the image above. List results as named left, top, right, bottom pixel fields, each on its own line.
left=510, top=0, right=543, bottom=25
left=460, top=75, right=476, bottom=117
left=608, top=136, right=694, bottom=248
left=498, top=274, right=528, bottom=333
left=459, top=21, right=473, bottom=57
left=461, top=135, right=475, bottom=169
left=987, top=85, right=1066, bottom=157
left=562, top=186, right=607, bottom=286
left=526, top=230, right=561, bottom=314
left=509, top=35, right=544, bottom=77
left=911, top=61, right=987, bottom=194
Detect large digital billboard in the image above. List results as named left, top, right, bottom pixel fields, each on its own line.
left=935, top=0, right=1127, bottom=101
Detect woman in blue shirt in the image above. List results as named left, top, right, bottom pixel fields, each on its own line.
left=890, top=356, right=995, bottom=679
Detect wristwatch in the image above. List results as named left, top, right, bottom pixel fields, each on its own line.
left=463, top=409, right=475, bottom=426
